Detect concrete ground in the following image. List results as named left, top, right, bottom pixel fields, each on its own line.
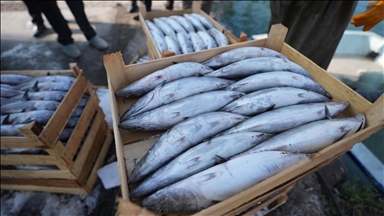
left=0, top=1, right=380, bottom=216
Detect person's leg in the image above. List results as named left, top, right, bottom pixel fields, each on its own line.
left=130, top=0, right=138, bottom=13
left=23, top=0, right=47, bottom=37
left=182, top=0, right=193, bottom=10
left=201, top=0, right=213, bottom=15
left=145, top=0, right=152, bottom=12
left=166, top=0, right=174, bottom=10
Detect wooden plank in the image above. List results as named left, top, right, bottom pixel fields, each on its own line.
left=1, top=170, right=77, bottom=179
left=84, top=130, right=114, bottom=193
left=40, top=73, right=88, bottom=148
left=1, top=70, right=74, bottom=77
left=71, top=110, right=106, bottom=177
left=239, top=32, right=247, bottom=42
left=162, top=50, right=175, bottom=58
left=265, top=24, right=288, bottom=52
left=117, top=198, right=156, bottom=216
left=1, top=137, right=43, bottom=149
left=1, top=179, right=81, bottom=188
left=104, top=52, right=130, bottom=95
left=1, top=155, right=67, bottom=166
left=191, top=0, right=201, bottom=13
left=124, top=138, right=157, bottom=178
left=262, top=195, right=289, bottom=216
left=61, top=92, right=99, bottom=164
left=18, top=121, right=44, bottom=138
left=0, top=184, right=87, bottom=194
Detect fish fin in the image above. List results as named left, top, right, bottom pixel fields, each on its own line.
left=266, top=104, right=276, bottom=111
left=47, top=72, right=51, bottom=76
left=173, top=136, right=187, bottom=148
left=214, top=155, right=228, bottom=164
left=2, top=115, right=10, bottom=124
left=22, top=90, right=29, bottom=100
left=222, top=29, right=225, bottom=34
left=325, top=104, right=332, bottom=119
left=172, top=61, right=179, bottom=64
left=32, top=81, right=39, bottom=92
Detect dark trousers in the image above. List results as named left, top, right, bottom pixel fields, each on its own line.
left=269, top=1, right=358, bottom=70
left=131, top=0, right=152, bottom=11
left=23, top=0, right=44, bottom=25
left=34, top=0, right=96, bottom=45
left=182, top=0, right=213, bottom=15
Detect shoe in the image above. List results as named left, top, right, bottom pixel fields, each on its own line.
left=129, top=5, right=138, bottom=13
left=88, top=35, right=109, bottom=50
left=133, top=15, right=139, bottom=21
left=33, top=23, right=47, bottom=38
left=63, top=43, right=82, bottom=58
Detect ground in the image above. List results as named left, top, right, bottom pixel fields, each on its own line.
left=0, top=1, right=380, bottom=216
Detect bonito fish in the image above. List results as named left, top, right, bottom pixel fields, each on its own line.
left=190, top=13, right=215, bottom=29
left=146, top=20, right=164, bottom=36
left=177, top=32, right=194, bottom=54
left=162, top=17, right=188, bottom=35
left=197, top=31, right=217, bottom=49
left=1, top=87, right=23, bottom=98
left=1, top=100, right=60, bottom=114
left=221, top=87, right=330, bottom=116
left=119, top=91, right=244, bottom=131
left=170, top=15, right=195, bottom=33
left=208, top=28, right=228, bottom=47
left=142, top=151, right=308, bottom=214
left=164, top=36, right=182, bottom=55
left=10, top=90, right=68, bottom=102
left=19, top=81, right=73, bottom=92
left=1, top=74, right=33, bottom=85
left=121, top=77, right=234, bottom=120
left=128, top=111, right=248, bottom=184
left=202, top=47, right=289, bottom=69
left=184, top=14, right=206, bottom=32
left=150, top=30, right=168, bottom=54
left=206, top=57, right=311, bottom=79
left=235, top=114, right=366, bottom=157
left=219, top=102, right=349, bottom=135
left=130, top=132, right=272, bottom=198
left=7, top=110, right=55, bottom=125
left=189, top=32, right=206, bottom=52
left=17, top=75, right=75, bottom=88
left=226, top=71, right=330, bottom=98
left=153, top=18, right=177, bottom=41
left=116, top=62, right=213, bottom=98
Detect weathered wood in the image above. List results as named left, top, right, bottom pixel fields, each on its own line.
left=191, top=0, right=201, bottom=13
left=162, top=50, right=175, bottom=58
left=265, top=24, right=288, bottom=52
left=239, top=32, right=248, bottom=42
left=0, top=137, right=43, bottom=149
left=117, top=198, right=156, bottom=216
left=1, top=170, right=77, bottom=179
left=1, top=179, right=80, bottom=187
left=19, top=121, right=43, bottom=138
left=1, top=155, right=66, bottom=166
left=0, top=184, right=87, bottom=194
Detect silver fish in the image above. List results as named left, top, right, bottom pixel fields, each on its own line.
left=162, top=17, right=188, bottom=35
left=1, top=87, right=23, bottom=98
left=236, top=114, right=366, bottom=156
left=142, top=151, right=307, bottom=214
left=208, top=28, right=228, bottom=47
left=197, top=31, right=217, bottom=49
left=219, top=102, right=349, bottom=135
left=153, top=18, right=177, bottom=41
left=221, top=87, right=330, bottom=116
left=0, top=123, right=73, bottom=141
left=1, top=97, right=12, bottom=106
left=184, top=14, right=206, bottom=32
left=226, top=71, right=330, bottom=98
left=7, top=110, right=54, bottom=125
left=189, top=32, right=206, bottom=52
left=121, top=77, right=234, bottom=120
left=202, top=47, right=289, bottom=69
left=11, top=90, right=68, bottom=102
left=1, top=84, right=17, bottom=89
left=190, top=13, right=215, bottom=29
left=128, top=111, right=248, bottom=184
left=164, top=36, right=182, bottom=55
left=146, top=20, right=164, bottom=36
left=170, top=15, right=195, bottom=33
left=119, top=91, right=245, bottom=131
left=206, top=57, right=312, bottom=79
left=66, top=117, right=79, bottom=128
left=116, top=62, right=213, bottom=98
left=1, top=74, right=33, bottom=85
left=177, top=32, right=194, bottom=54
left=17, top=75, right=75, bottom=88
left=150, top=30, right=168, bottom=54
left=19, top=81, right=73, bottom=92
left=130, top=132, right=272, bottom=198
left=1, top=100, right=60, bottom=114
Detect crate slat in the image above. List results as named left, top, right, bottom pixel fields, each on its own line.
left=1, top=179, right=81, bottom=187
left=1, top=170, right=77, bottom=179
left=1, top=138, right=42, bottom=149
left=0, top=184, right=87, bottom=194
left=1, top=155, right=66, bottom=166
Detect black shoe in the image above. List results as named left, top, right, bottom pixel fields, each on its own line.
left=129, top=5, right=138, bottom=13
left=133, top=15, right=139, bottom=21
left=33, top=23, right=47, bottom=38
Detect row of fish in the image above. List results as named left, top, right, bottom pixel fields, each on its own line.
left=114, top=47, right=365, bottom=214
left=146, top=13, right=228, bottom=55
left=1, top=74, right=88, bottom=144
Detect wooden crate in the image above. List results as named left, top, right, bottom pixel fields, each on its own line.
left=139, top=1, right=246, bottom=60
left=0, top=64, right=113, bottom=194
left=103, top=24, right=384, bottom=215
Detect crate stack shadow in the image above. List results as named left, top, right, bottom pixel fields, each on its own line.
left=0, top=64, right=113, bottom=194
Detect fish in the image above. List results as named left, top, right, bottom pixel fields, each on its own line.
left=153, top=18, right=177, bottom=41
left=0, top=123, right=73, bottom=141
left=190, top=13, right=215, bottom=29
left=162, top=17, right=188, bottom=35
left=121, top=77, right=234, bottom=120
left=115, top=62, right=213, bottom=98
left=146, top=20, right=164, bottom=36
left=189, top=32, right=206, bottom=52
left=221, top=87, right=330, bottom=116
left=218, top=102, right=349, bottom=135
left=141, top=151, right=308, bottom=214
left=226, top=71, right=330, bottom=98
left=130, top=132, right=273, bottom=198
left=150, top=30, right=168, bottom=54
left=66, top=117, right=79, bottom=128
left=1, top=87, right=24, bottom=98
left=7, top=110, right=55, bottom=125
left=170, top=15, right=195, bottom=33
left=208, top=28, right=228, bottom=47
left=128, top=111, right=248, bottom=184
left=1, top=100, right=60, bottom=114
left=19, top=81, right=73, bottom=92
left=1, top=97, right=12, bottom=106
left=205, top=57, right=312, bottom=79
left=197, top=31, right=217, bottom=49
left=164, top=36, right=182, bottom=55
left=202, top=47, right=289, bottom=69
left=10, top=90, right=68, bottom=102
left=1, top=74, right=33, bottom=85
left=119, top=91, right=245, bottom=131
left=235, top=114, right=366, bottom=157
left=16, top=75, right=76, bottom=88
left=177, top=32, right=194, bottom=54
left=184, top=14, right=206, bottom=32
left=1, top=84, right=17, bottom=89
left=1, top=115, right=8, bottom=124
